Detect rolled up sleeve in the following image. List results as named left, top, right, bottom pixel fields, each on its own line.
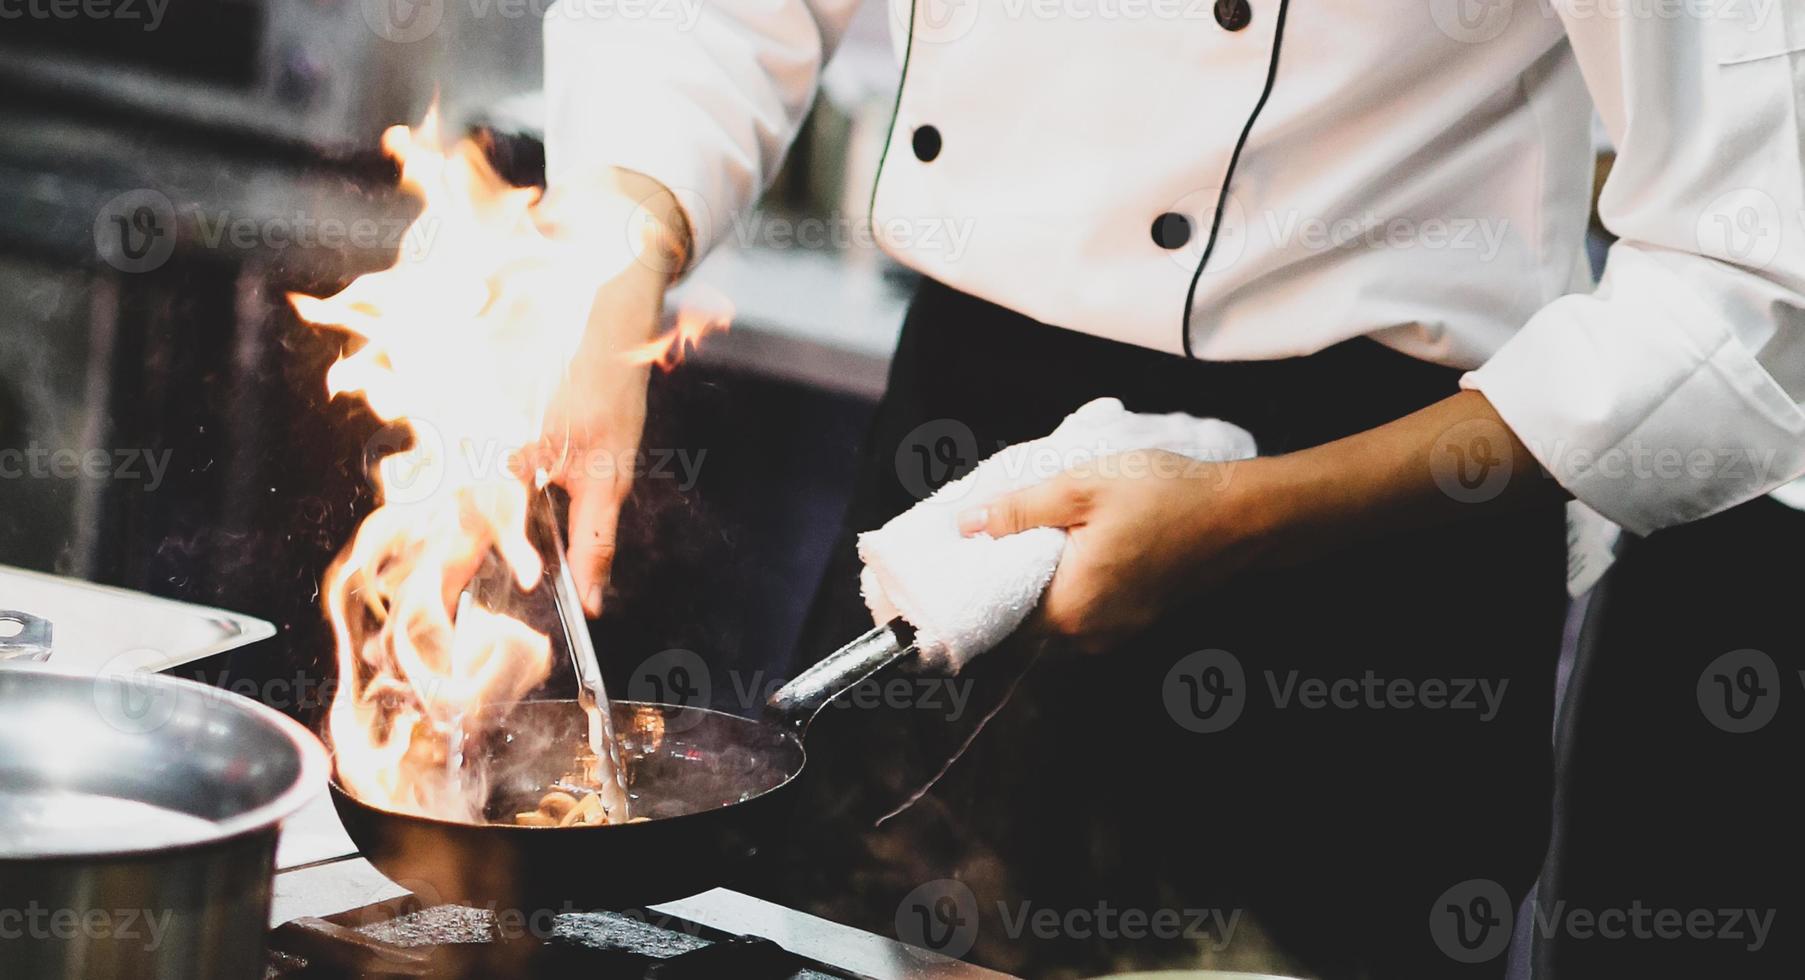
left=1464, top=0, right=1805, bottom=535
left=542, top=0, right=862, bottom=263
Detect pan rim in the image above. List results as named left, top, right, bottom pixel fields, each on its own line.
left=325, top=699, right=807, bottom=833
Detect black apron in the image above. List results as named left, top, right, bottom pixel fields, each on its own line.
left=1541, top=497, right=1805, bottom=978
left=773, top=278, right=1566, bottom=979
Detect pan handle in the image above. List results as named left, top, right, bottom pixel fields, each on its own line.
left=765, top=618, right=918, bottom=737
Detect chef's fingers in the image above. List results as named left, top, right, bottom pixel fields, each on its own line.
left=959, top=476, right=1092, bottom=538
left=566, top=468, right=626, bottom=617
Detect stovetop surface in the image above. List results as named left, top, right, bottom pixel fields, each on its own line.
left=268, top=903, right=845, bottom=980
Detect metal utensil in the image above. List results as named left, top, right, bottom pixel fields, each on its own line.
left=0, top=665, right=329, bottom=980
left=0, top=564, right=275, bottom=673
left=329, top=618, right=919, bottom=911
left=538, top=494, right=630, bottom=821
left=0, top=609, right=52, bottom=662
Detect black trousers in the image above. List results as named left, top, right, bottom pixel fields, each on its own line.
left=775, top=279, right=1566, bottom=978
left=1541, top=497, right=1805, bottom=978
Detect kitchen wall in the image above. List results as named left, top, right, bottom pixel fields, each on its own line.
left=0, top=2, right=906, bottom=719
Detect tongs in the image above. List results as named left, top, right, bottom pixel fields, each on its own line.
left=448, top=489, right=631, bottom=821
left=540, top=495, right=632, bottom=821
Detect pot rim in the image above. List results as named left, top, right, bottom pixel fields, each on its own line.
left=0, top=664, right=329, bottom=861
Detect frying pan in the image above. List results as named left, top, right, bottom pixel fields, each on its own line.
left=328, top=618, right=918, bottom=911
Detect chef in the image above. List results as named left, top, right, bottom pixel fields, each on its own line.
left=531, top=0, right=1805, bottom=975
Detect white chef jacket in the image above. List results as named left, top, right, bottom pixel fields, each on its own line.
left=542, top=0, right=1805, bottom=535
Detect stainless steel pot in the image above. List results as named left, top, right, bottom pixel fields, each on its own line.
left=0, top=666, right=327, bottom=980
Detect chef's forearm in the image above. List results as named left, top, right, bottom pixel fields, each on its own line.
left=534, top=167, right=692, bottom=359
left=606, top=168, right=692, bottom=281
left=1240, top=391, right=1565, bottom=568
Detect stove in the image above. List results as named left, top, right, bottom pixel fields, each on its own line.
left=269, top=793, right=1011, bottom=980
left=266, top=900, right=847, bottom=979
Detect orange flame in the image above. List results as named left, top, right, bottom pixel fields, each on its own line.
left=290, top=109, right=726, bottom=822
left=625, top=286, right=734, bottom=370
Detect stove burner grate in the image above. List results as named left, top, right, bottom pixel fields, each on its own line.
left=267, top=900, right=851, bottom=979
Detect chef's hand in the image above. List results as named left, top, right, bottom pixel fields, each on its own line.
left=532, top=170, right=691, bottom=616
left=957, top=392, right=1563, bottom=650
left=956, top=451, right=1266, bottom=651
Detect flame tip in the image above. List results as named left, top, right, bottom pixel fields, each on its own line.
left=298, top=106, right=685, bottom=824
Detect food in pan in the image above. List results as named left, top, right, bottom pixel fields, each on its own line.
left=512, top=790, right=650, bottom=828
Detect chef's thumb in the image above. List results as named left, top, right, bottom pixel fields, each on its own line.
left=566, top=472, right=625, bottom=617
left=959, top=477, right=1090, bottom=538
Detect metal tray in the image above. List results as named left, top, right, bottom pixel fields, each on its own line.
left=0, top=564, right=274, bottom=674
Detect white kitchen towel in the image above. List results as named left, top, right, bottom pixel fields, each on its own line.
left=859, top=397, right=1258, bottom=671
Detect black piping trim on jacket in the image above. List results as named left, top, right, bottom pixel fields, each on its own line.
left=867, top=0, right=919, bottom=244
left=1181, top=0, right=1293, bottom=358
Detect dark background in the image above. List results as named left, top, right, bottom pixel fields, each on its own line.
left=0, top=81, right=878, bottom=725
